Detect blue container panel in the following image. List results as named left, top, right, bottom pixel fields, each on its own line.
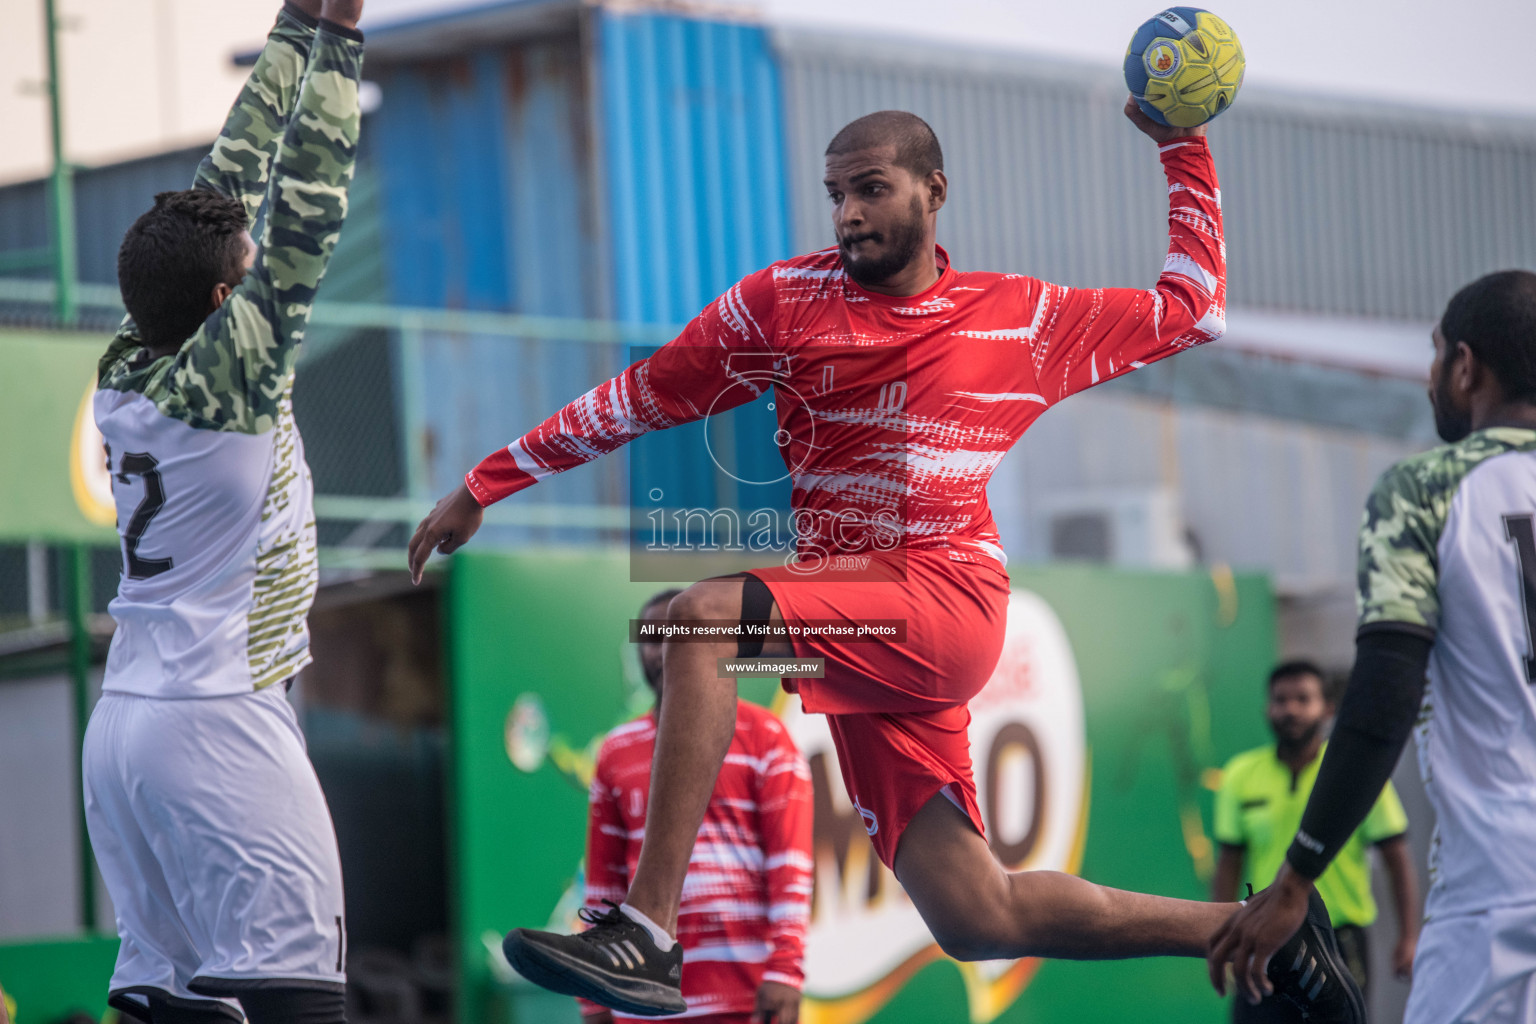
left=373, top=56, right=511, bottom=310
left=600, top=11, right=794, bottom=515
left=373, top=35, right=610, bottom=516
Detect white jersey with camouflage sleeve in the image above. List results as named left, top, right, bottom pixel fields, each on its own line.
left=1357, top=425, right=1536, bottom=919
left=95, top=9, right=363, bottom=698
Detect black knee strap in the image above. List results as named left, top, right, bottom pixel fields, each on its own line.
left=730, top=572, right=775, bottom=658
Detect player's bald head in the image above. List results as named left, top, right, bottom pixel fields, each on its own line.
left=825, top=111, right=944, bottom=179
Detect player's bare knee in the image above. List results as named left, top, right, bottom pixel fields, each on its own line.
left=912, top=884, right=1025, bottom=962
left=930, top=927, right=986, bottom=962
left=668, top=578, right=743, bottom=625
left=928, top=916, right=1018, bottom=963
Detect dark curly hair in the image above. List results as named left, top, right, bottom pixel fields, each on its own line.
left=117, top=188, right=250, bottom=349
left=1441, top=270, right=1536, bottom=401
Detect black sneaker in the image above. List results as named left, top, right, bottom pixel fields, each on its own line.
left=1265, top=889, right=1367, bottom=1022
left=502, top=901, right=686, bottom=1017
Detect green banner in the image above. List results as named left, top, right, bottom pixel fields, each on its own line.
left=0, top=937, right=118, bottom=1022
left=448, top=551, right=1275, bottom=1024
left=0, top=329, right=117, bottom=544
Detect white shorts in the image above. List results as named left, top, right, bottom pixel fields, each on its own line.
left=83, top=685, right=346, bottom=1013
left=1405, top=901, right=1536, bottom=1024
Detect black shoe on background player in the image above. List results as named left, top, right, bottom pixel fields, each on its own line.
left=1265, top=889, right=1367, bottom=1023
left=502, top=902, right=686, bottom=1017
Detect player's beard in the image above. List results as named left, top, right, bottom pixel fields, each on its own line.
left=1432, top=358, right=1473, bottom=443
left=839, top=196, right=927, bottom=288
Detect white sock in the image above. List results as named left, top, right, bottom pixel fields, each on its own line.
left=620, top=902, right=676, bottom=952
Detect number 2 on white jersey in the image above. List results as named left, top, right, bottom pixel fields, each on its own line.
left=114, top=450, right=174, bottom=580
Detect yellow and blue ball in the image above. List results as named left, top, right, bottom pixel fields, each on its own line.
left=1124, top=7, right=1245, bottom=128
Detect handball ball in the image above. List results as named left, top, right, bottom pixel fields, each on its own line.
left=1124, top=8, right=1244, bottom=128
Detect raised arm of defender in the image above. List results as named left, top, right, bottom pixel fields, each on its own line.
left=192, top=2, right=321, bottom=221
left=163, top=1, right=364, bottom=434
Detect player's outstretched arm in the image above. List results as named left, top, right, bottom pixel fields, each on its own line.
left=1021, top=96, right=1225, bottom=406
left=192, top=2, right=322, bottom=224
left=408, top=270, right=779, bottom=582
left=408, top=485, right=483, bottom=585
left=160, top=2, right=364, bottom=434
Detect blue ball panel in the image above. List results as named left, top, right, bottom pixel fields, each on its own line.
left=1127, top=17, right=1176, bottom=55
left=1136, top=97, right=1171, bottom=126
left=1123, top=52, right=1150, bottom=94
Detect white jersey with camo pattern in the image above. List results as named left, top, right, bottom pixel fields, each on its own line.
left=1356, top=427, right=1536, bottom=919
left=96, top=380, right=318, bottom=698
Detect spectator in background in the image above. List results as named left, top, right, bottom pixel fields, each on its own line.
left=1212, top=660, right=1419, bottom=1020
left=579, top=590, right=815, bottom=1024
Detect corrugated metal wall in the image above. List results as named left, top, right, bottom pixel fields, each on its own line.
left=775, top=30, right=1536, bottom=321
left=371, top=40, right=599, bottom=316
left=599, top=9, right=792, bottom=322
left=598, top=9, right=795, bottom=512
left=993, top=388, right=1418, bottom=589
left=368, top=35, right=617, bottom=519
left=0, top=143, right=387, bottom=302
left=0, top=148, right=200, bottom=284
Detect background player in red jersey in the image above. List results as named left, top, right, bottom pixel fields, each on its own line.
left=580, top=591, right=812, bottom=1024
left=410, top=100, right=1363, bottom=1022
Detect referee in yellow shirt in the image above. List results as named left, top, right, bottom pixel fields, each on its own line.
left=1213, top=660, right=1419, bottom=1021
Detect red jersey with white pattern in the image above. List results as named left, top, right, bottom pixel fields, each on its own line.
left=581, top=701, right=813, bottom=1020
left=467, top=138, right=1225, bottom=568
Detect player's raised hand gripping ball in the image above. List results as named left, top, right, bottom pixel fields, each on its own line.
left=1125, top=8, right=1244, bottom=128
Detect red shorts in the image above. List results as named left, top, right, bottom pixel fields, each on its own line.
left=747, top=547, right=1010, bottom=869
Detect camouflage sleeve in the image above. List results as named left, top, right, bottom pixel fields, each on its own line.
left=192, top=3, right=318, bottom=225
left=1357, top=460, right=1444, bottom=637
left=158, top=24, right=363, bottom=434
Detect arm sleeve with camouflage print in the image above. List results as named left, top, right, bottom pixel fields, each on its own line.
left=156, top=18, right=364, bottom=434
left=192, top=2, right=318, bottom=222
left=1356, top=460, right=1444, bottom=639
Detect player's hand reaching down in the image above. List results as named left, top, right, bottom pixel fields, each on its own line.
left=1123, top=94, right=1206, bottom=145
left=408, top=484, right=484, bottom=584
left=752, top=980, right=800, bottom=1024
left=1393, top=931, right=1417, bottom=981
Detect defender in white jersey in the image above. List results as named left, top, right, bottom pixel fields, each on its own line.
left=84, top=2, right=364, bottom=1022
left=1209, top=270, right=1536, bottom=1023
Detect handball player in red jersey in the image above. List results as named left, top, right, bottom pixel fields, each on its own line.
left=409, top=100, right=1364, bottom=1023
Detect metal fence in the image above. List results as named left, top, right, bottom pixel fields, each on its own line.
left=0, top=276, right=680, bottom=581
